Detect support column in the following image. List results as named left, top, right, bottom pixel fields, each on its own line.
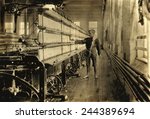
left=0, top=0, right=5, bottom=32
left=142, top=0, right=150, bottom=79
left=122, top=0, right=131, bottom=62
left=147, top=21, right=150, bottom=78
left=98, top=17, right=103, bottom=45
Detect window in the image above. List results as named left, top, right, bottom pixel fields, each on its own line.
left=5, top=22, right=14, bottom=33
left=89, top=21, right=98, bottom=36
left=19, top=22, right=29, bottom=35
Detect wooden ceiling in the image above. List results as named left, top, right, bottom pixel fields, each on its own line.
left=62, top=0, right=103, bottom=20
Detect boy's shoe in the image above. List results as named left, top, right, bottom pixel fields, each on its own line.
left=83, top=75, right=89, bottom=79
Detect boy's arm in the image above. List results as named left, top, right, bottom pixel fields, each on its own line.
left=75, top=39, right=86, bottom=44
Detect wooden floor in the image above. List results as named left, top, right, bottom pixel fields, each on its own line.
left=61, top=50, right=126, bottom=102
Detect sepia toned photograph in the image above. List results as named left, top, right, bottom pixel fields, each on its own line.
left=0, top=0, right=149, bottom=102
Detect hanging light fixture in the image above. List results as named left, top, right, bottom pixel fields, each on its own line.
left=138, top=0, right=144, bottom=25
left=4, top=0, right=63, bottom=15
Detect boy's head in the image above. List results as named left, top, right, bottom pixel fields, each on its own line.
left=88, top=29, right=95, bottom=37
